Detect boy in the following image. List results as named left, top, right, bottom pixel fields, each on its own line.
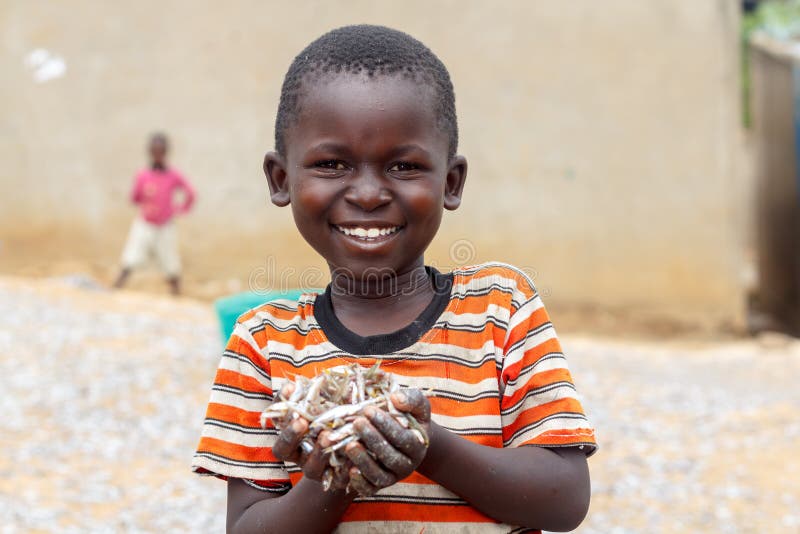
left=113, top=133, right=195, bottom=295
left=193, top=25, right=596, bottom=533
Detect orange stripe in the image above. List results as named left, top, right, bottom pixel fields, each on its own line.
left=501, top=337, right=562, bottom=382
left=342, top=501, right=498, bottom=523
left=505, top=306, right=551, bottom=351
left=205, top=402, right=264, bottom=428
left=214, top=369, right=271, bottom=395
left=502, top=367, right=573, bottom=408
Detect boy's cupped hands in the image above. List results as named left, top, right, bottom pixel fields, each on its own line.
left=271, top=385, right=431, bottom=496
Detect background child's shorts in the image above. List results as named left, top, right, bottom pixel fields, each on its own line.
left=120, top=217, right=181, bottom=276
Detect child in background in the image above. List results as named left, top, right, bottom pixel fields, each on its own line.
left=193, top=25, right=596, bottom=533
left=113, top=133, right=195, bottom=295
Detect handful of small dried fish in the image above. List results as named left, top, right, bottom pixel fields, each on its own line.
left=260, top=363, right=428, bottom=491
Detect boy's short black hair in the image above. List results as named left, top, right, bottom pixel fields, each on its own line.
left=275, top=24, right=458, bottom=157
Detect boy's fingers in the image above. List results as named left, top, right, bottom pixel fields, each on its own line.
left=301, top=443, right=329, bottom=480
left=345, top=441, right=397, bottom=489
left=363, top=408, right=425, bottom=464
left=354, top=416, right=414, bottom=475
left=272, top=418, right=307, bottom=461
left=349, top=467, right=378, bottom=497
left=331, top=461, right=352, bottom=490
left=391, top=389, right=431, bottom=422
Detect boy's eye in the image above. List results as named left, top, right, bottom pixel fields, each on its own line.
left=315, top=160, right=347, bottom=171
left=388, top=162, right=419, bottom=172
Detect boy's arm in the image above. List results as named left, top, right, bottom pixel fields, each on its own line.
left=355, top=391, right=590, bottom=532
left=418, top=423, right=590, bottom=531
left=227, top=477, right=354, bottom=534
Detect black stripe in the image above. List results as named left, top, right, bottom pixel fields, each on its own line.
left=429, top=388, right=499, bottom=403
left=432, top=315, right=509, bottom=333
left=264, top=300, right=301, bottom=312
left=450, top=283, right=516, bottom=300
left=439, top=426, right=503, bottom=436
left=242, top=479, right=291, bottom=494
left=204, top=418, right=277, bottom=435
left=222, top=350, right=272, bottom=382
left=354, top=494, right=469, bottom=506
left=505, top=352, right=565, bottom=388
left=248, top=318, right=320, bottom=337
left=505, top=321, right=553, bottom=355
left=268, top=348, right=499, bottom=369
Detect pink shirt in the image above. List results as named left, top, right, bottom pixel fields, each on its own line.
left=130, top=167, right=196, bottom=225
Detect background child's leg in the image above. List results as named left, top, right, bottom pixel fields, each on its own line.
left=154, top=221, right=182, bottom=295
left=115, top=218, right=151, bottom=288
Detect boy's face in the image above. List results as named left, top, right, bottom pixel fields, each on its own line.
left=265, top=75, right=466, bottom=280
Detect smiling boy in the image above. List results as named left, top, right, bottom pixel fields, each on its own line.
left=193, top=25, right=596, bottom=533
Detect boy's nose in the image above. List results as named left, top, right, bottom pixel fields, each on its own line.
left=344, top=169, right=392, bottom=212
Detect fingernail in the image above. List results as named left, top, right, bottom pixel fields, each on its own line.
left=292, top=419, right=304, bottom=432
left=394, top=392, right=407, bottom=403
left=364, top=406, right=376, bottom=417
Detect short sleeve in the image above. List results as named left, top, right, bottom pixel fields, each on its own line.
left=499, top=273, right=597, bottom=455
left=192, top=318, right=291, bottom=491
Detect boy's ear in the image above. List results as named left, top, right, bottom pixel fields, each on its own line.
left=263, top=151, right=290, bottom=207
left=443, top=155, right=467, bottom=211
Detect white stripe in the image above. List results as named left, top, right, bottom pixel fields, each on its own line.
left=437, top=304, right=511, bottom=328
left=201, top=419, right=276, bottom=448
left=370, top=481, right=461, bottom=500
left=505, top=415, right=594, bottom=448
left=431, top=412, right=501, bottom=432
left=336, top=521, right=514, bottom=534
left=240, top=310, right=315, bottom=334
left=209, top=387, right=271, bottom=413
left=501, top=383, right=579, bottom=422
left=191, top=455, right=287, bottom=481
left=502, top=295, right=543, bottom=346
left=501, top=322, right=558, bottom=376
left=502, top=354, right=569, bottom=398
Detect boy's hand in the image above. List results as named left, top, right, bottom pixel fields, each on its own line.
left=271, top=384, right=353, bottom=487
left=345, top=388, right=431, bottom=496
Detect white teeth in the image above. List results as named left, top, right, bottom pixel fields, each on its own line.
left=336, top=225, right=400, bottom=240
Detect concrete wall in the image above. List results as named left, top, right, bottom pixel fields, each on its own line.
left=0, top=1, right=744, bottom=325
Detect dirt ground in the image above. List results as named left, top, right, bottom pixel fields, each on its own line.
left=0, top=275, right=798, bottom=533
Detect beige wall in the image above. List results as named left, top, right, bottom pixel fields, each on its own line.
left=0, top=1, right=744, bottom=324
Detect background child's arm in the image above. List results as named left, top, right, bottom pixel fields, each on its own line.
left=130, top=173, right=144, bottom=204
left=174, top=173, right=195, bottom=213
left=227, top=477, right=354, bottom=534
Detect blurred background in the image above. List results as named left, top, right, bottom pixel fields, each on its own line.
left=2, top=0, right=800, bottom=532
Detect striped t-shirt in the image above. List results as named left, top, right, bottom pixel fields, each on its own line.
left=193, top=262, right=597, bottom=533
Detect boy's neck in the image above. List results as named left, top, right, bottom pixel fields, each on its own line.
left=328, top=262, right=436, bottom=337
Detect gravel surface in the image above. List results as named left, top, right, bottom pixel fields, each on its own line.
left=0, top=276, right=798, bottom=533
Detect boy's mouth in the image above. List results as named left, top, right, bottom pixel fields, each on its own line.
left=333, top=224, right=402, bottom=241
